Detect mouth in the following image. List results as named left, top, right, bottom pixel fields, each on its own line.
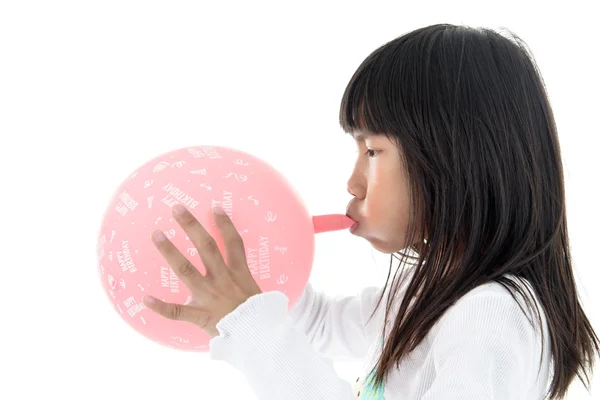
left=346, top=200, right=360, bottom=233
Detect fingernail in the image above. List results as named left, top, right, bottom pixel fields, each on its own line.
left=153, top=231, right=166, bottom=242
left=213, top=206, right=226, bottom=215
left=143, top=295, right=155, bottom=304
left=173, top=204, right=187, bottom=215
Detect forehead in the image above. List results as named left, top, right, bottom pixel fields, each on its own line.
left=351, top=130, right=375, bottom=141
left=352, top=131, right=392, bottom=146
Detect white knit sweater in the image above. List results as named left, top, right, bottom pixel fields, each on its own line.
left=209, top=268, right=551, bottom=399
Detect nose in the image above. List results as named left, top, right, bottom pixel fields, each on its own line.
left=347, top=159, right=366, bottom=200
left=346, top=173, right=364, bottom=197
left=347, top=181, right=365, bottom=200
left=347, top=173, right=364, bottom=199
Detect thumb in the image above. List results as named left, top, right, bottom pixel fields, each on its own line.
left=143, top=295, right=200, bottom=323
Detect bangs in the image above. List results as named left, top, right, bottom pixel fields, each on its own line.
left=338, top=40, right=417, bottom=147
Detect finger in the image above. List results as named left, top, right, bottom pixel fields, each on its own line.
left=151, top=229, right=204, bottom=290
left=213, top=206, right=247, bottom=268
left=142, top=295, right=204, bottom=324
left=171, top=204, right=226, bottom=278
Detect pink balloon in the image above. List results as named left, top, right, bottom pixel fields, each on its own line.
left=96, top=145, right=355, bottom=352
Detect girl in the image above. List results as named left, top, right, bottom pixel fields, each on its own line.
left=163, top=23, right=600, bottom=399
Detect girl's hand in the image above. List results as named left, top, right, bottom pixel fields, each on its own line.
left=142, top=204, right=263, bottom=338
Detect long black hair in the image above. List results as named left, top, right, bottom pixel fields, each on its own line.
left=339, top=24, right=599, bottom=399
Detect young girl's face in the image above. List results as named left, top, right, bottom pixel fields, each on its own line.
left=346, top=131, right=411, bottom=254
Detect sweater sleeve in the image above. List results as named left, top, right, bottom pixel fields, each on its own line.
left=208, top=290, right=358, bottom=399
left=422, top=292, right=539, bottom=399
left=284, top=282, right=384, bottom=360
left=286, top=266, right=417, bottom=361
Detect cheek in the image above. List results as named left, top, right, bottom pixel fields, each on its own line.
left=366, top=176, right=408, bottom=229
left=365, top=167, right=394, bottom=214
left=365, top=182, right=394, bottom=222
left=365, top=196, right=386, bottom=220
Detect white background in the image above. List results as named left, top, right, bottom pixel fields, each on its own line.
left=1, top=1, right=598, bottom=399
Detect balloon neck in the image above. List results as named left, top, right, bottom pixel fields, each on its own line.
left=312, top=214, right=356, bottom=234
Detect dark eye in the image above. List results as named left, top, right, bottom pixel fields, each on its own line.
left=364, top=149, right=380, bottom=158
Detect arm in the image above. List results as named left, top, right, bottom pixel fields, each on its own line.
left=208, top=267, right=416, bottom=399
left=209, top=290, right=358, bottom=399
left=287, top=266, right=416, bottom=361
left=285, top=282, right=384, bottom=361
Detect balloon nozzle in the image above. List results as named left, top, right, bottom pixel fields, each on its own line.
left=312, top=214, right=356, bottom=234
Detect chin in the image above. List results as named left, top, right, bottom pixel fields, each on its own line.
left=371, top=242, right=397, bottom=254
left=363, top=235, right=397, bottom=254
left=352, top=225, right=400, bottom=254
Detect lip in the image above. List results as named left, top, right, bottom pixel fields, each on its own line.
left=346, top=198, right=358, bottom=218
left=346, top=199, right=359, bottom=233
